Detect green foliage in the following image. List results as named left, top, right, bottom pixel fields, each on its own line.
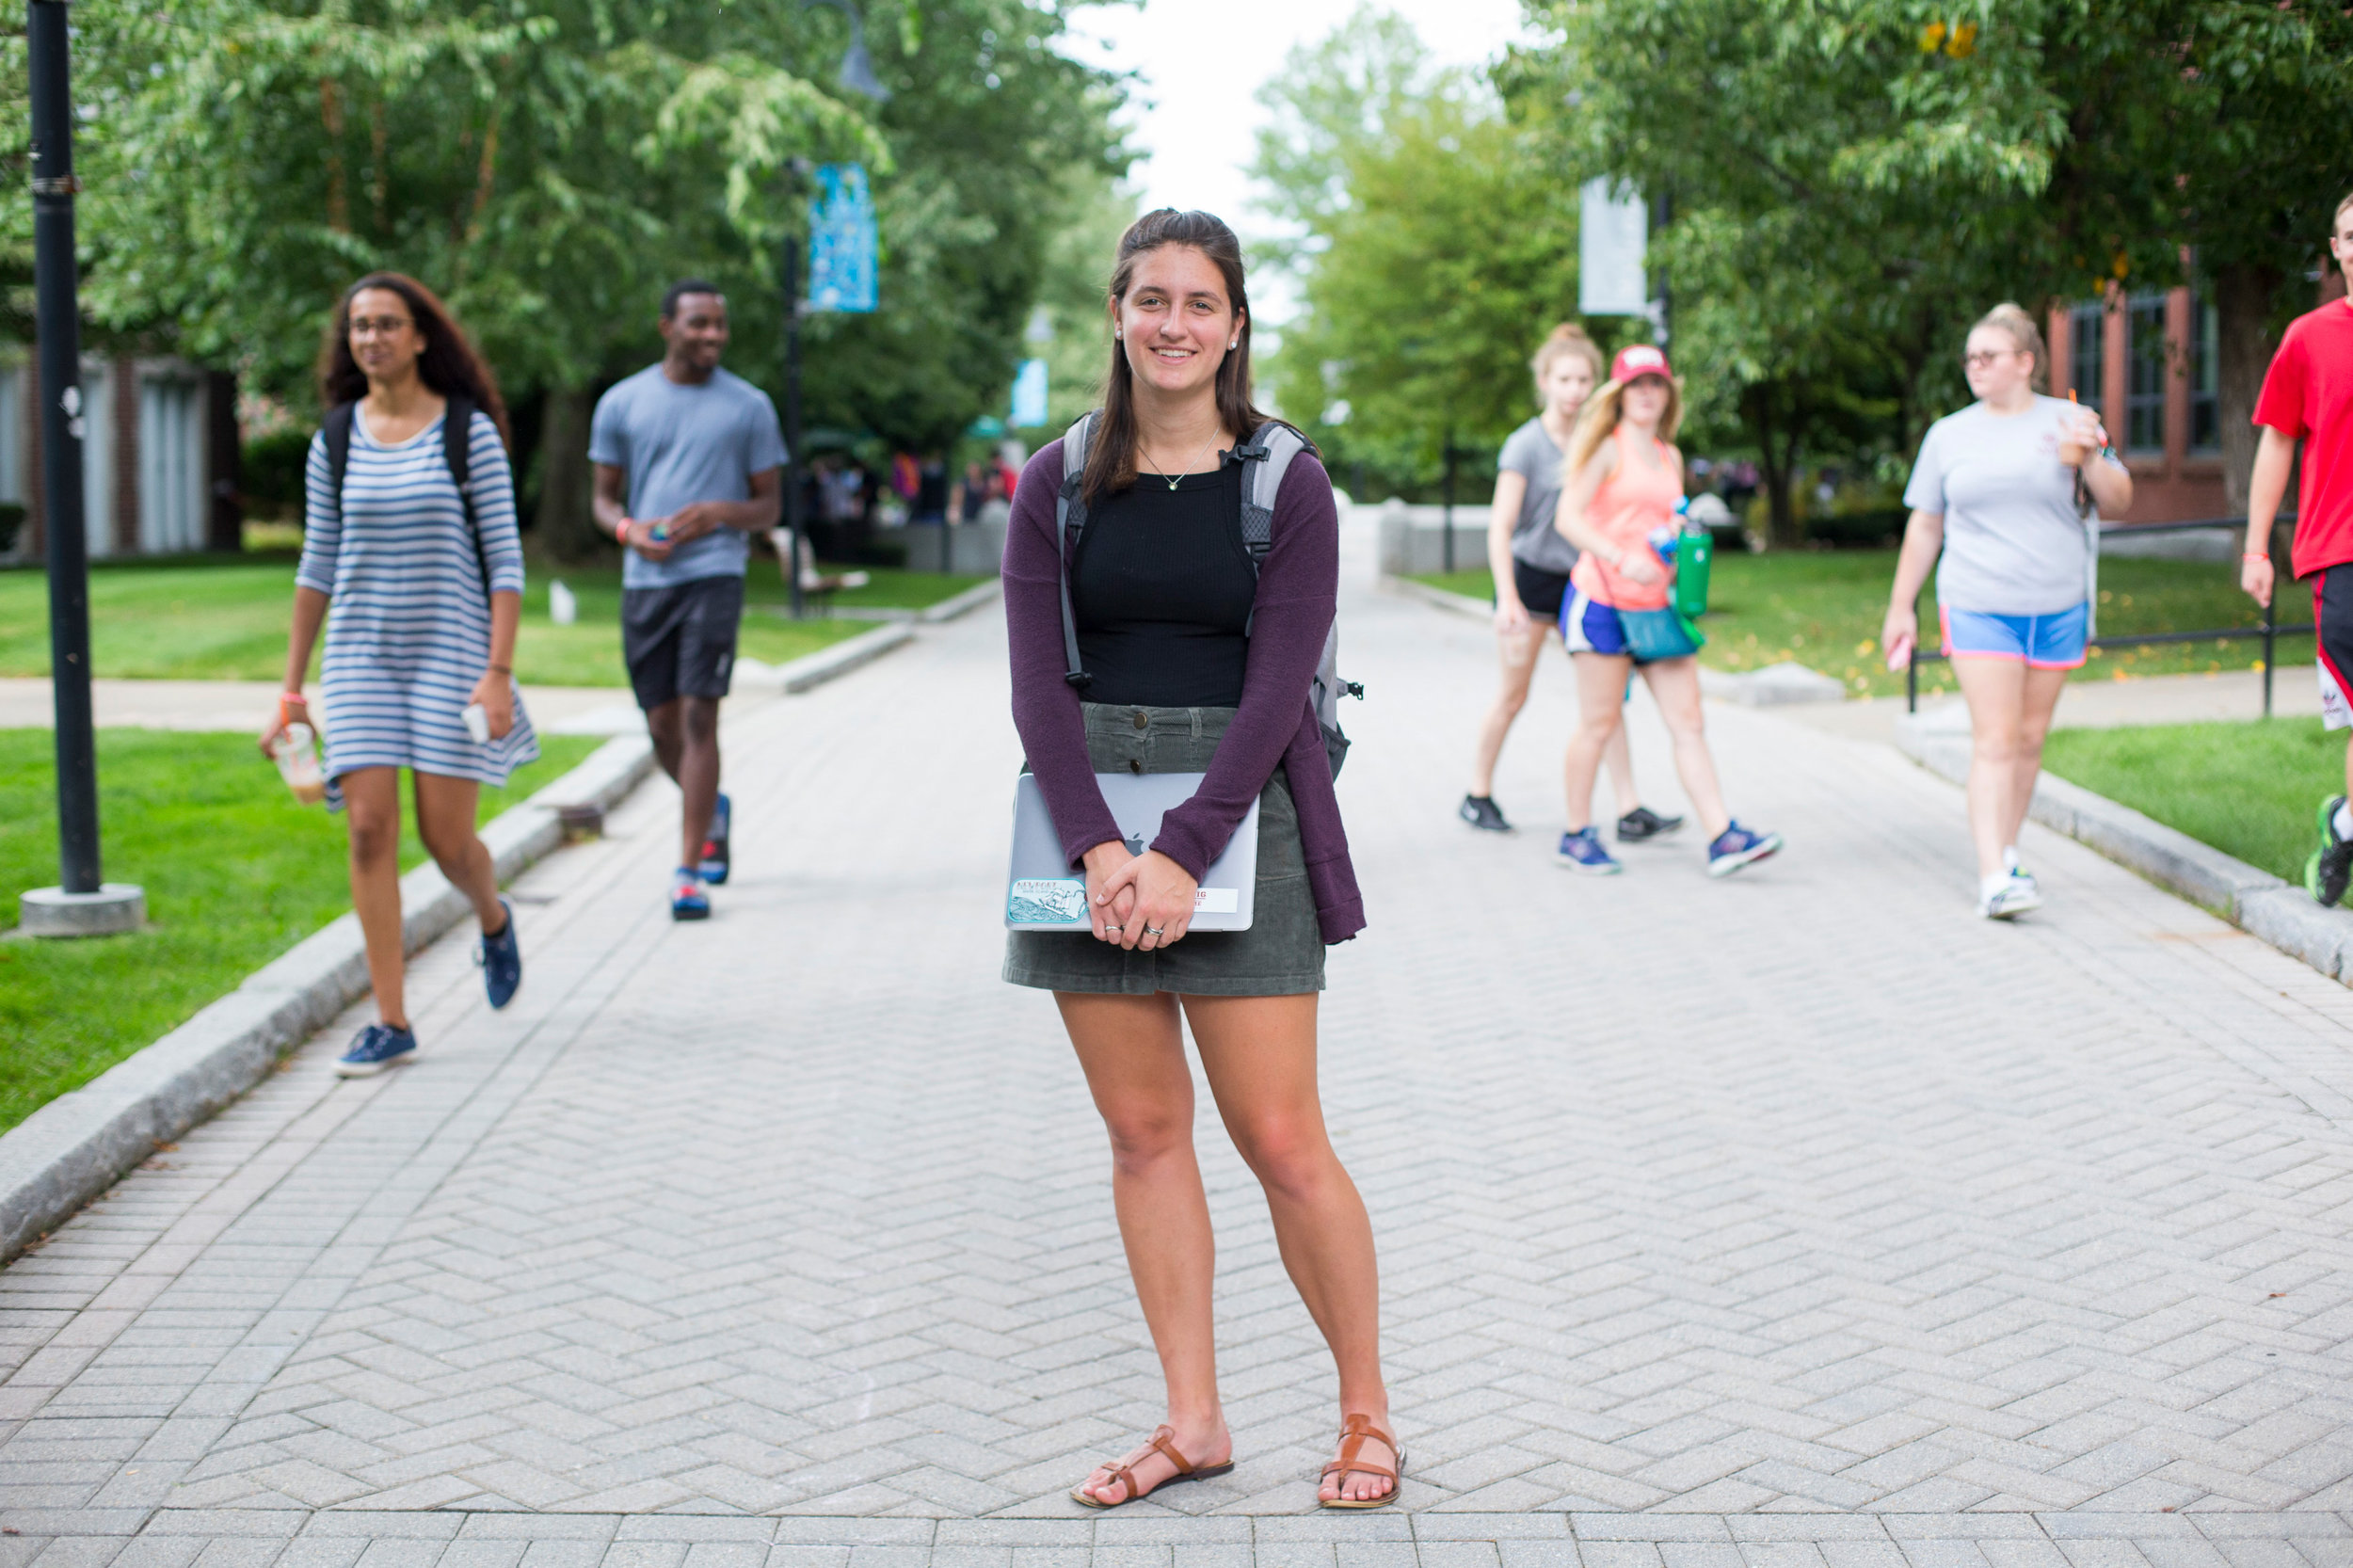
left=0, top=0, right=1127, bottom=461
left=1253, top=9, right=1587, bottom=500
left=0, top=728, right=600, bottom=1133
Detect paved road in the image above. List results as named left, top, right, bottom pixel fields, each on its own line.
left=5, top=528, right=2353, bottom=1562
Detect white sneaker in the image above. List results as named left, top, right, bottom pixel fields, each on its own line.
left=1979, top=872, right=2042, bottom=920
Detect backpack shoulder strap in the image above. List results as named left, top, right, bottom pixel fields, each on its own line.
left=1234, top=421, right=1307, bottom=568
left=442, top=393, right=494, bottom=597
left=1056, top=411, right=1098, bottom=689
left=322, top=402, right=356, bottom=518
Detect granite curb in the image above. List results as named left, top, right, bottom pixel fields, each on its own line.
left=1893, top=706, right=2353, bottom=984
left=917, top=578, right=1003, bottom=624
left=0, top=733, right=656, bottom=1267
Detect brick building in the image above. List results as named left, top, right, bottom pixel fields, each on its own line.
left=2, top=348, right=240, bottom=561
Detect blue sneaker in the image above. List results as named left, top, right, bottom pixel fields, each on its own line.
left=1706, top=821, right=1784, bottom=878
left=475, top=898, right=521, bottom=1009
left=671, top=866, right=710, bottom=921
left=698, top=792, right=731, bottom=886
left=335, top=1022, right=416, bottom=1078
left=1555, top=826, right=1622, bottom=874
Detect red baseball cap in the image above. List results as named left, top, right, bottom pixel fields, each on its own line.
left=1611, top=344, right=1673, bottom=383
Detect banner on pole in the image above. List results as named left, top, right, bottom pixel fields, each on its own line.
left=1010, top=359, right=1048, bottom=428
left=1578, top=179, right=1648, bottom=316
left=807, top=163, right=878, bottom=313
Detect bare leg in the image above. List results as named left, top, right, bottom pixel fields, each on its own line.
left=1185, top=993, right=1393, bottom=1504
left=1562, top=651, right=1633, bottom=830
left=646, top=696, right=723, bottom=868
left=1601, top=715, right=1640, bottom=819
left=1637, top=657, right=1730, bottom=840
left=2002, top=665, right=2071, bottom=856
left=411, top=772, right=505, bottom=933
left=1469, top=624, right=1545, bottom=798
left=339, top=768, right=408, bottom=1030
left=1954, top=658, right=2030, bottom=878
left=1059, top=992, right=1230, bottom=1504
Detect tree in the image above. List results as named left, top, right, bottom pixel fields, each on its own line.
left=0, top=0, right=1125, bottom=554
left=1508, top=0, right=2353, bottom=520
left=1253, top=9, right=1585, bottom=502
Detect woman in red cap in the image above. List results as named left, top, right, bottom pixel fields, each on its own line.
left=1549, top=344, right=1783, bottom=877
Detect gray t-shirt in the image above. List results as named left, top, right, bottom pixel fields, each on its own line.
left=1903, top=394, right=2093, bottom=616
left=1498, top=416, right=1580, bottom=575
left=589, top=364, right=789, bottom=589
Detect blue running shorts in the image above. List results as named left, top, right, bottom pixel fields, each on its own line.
left=1940, top=602, right=2089, bottom=669
left=1561, top=589, right=1629, bottom=657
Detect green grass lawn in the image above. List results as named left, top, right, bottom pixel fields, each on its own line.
left=0, top=554, right=985, bottom=687
left=2041, top=721, right=2344, bottom=884
left=0, top=728, right=601, bottom=1133
left=1415, top=549, right=2311, bottom=700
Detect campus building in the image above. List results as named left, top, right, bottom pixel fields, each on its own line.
left=0, top=350, right=240, bottom=562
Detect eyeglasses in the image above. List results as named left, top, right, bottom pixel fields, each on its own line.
left=349, top=315, right=414, bottom=338
left=1961, top=349, right=2016, bottom=369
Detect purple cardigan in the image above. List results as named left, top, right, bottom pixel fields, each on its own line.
left=1004, top=439, right=1367, bottom=945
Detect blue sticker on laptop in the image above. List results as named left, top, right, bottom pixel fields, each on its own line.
left=1008, top=878, right=1089, bottom=924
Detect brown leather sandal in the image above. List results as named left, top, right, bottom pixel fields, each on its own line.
left=1318, top=1413, right=1404, bottom=1510
left=1069, top=1424, right=1235, bottom=1509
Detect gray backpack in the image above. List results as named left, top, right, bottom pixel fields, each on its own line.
left=1053, top=411, right=1360, bottom=777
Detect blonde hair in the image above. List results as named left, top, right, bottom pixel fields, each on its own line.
left=1973, top=302, right=2049, bottom=392
left=1530, top=324, right=1604, bottom=400
left=1563, top=373, right=1684, bottom=481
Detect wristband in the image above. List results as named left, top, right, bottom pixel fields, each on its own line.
left=616, top=518, right=632, bottom=546
left=2244, top=552, right=2272, bottom=562
left=488, top=663, right=511, bottom=675
left=281, top=690, right=306, bottom=701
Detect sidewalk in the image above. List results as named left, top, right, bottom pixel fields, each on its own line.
left=1, top=542, right=2351, bottom=1559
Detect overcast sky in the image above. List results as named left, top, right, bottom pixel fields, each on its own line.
left=1061, top=0, right=1533, bottom=323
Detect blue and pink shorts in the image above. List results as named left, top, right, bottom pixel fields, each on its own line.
left=1940, top=602, right=2089, bottom=669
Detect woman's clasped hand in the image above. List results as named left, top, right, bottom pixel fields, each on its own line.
left=1082, top=840, right=1196, bottom=950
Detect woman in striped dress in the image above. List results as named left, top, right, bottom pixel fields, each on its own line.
left=261, top=272, right=537, bottom=1078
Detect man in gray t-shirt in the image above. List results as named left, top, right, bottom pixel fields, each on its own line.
left=589, top=280, right=786, bottom=920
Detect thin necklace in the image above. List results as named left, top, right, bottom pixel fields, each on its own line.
left=1140, top=428, right=1222, bottom=490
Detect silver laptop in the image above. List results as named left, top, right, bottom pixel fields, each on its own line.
left=1007, top=772, right=1258, bottom=931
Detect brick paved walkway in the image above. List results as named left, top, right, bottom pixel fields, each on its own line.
left=6, top=535, right=2353, bottom=1563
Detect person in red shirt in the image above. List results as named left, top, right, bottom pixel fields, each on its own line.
left=2245, top=189, right=2353, bottom=904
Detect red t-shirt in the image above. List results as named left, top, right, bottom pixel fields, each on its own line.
left=2255, top=298, right=2353, bottom=577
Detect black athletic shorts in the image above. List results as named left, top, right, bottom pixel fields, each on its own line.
left=1510, top=558, right=1575, bottom=620
left=622, top=574, right=744, bottom=712
left=2317, top=565, right=2353, bottom=731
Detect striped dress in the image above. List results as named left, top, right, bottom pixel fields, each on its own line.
left=297, top=406, right=539, bottom=808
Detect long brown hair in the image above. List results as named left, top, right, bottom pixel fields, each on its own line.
left=1082, top=209, right=1291, bottom=504
left=317, top=272, right=511, bottom=448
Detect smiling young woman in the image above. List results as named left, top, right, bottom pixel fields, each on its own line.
left=1000, top=209, right=1400, bottom=1511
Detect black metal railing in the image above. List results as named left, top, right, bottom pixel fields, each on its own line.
left=1906, top=517, right=2308, bottom=716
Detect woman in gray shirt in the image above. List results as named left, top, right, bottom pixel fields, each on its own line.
left=1464, top=325, right=1672, bottom=841
left=1882, top=303, right=2130, bottom=920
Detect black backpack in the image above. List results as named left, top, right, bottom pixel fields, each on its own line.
left=1052, top=410, right=1362, bottom=776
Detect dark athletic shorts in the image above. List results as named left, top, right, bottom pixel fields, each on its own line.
left=1510, top=559, right=1575, bottom=620
left=622, top=574, right=744, bottom=712
left=2316, top=566, right=2353, bottom=731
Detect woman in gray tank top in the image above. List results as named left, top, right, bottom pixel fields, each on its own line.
left=1462, top=325, right=1673, bottom=841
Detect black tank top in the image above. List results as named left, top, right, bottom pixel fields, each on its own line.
left=1072, top=457, right=1256, bottom=708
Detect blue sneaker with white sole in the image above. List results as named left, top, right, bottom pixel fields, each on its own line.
left=698, top=792, right=731, bottom=885
left=1706, top=821, right=1784, bottom=877
left=475, top=898, right=521, bottom=1009
left=1555, top=826, right=1622, bottom=874
left=335, top=1022, right=416, bottom=1078
left=671, top=866, right=710, bottom=921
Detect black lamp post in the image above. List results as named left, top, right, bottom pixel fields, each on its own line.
left=18, top=0, right=141, bottom=938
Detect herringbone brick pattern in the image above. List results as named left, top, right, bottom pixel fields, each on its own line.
left=2, top=525, right=2351, bottom=1549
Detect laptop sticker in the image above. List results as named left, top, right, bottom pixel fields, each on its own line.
left=1008, top=878, right=1089, bottom=924
left=1194, top=888, right=1240, bottom=914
